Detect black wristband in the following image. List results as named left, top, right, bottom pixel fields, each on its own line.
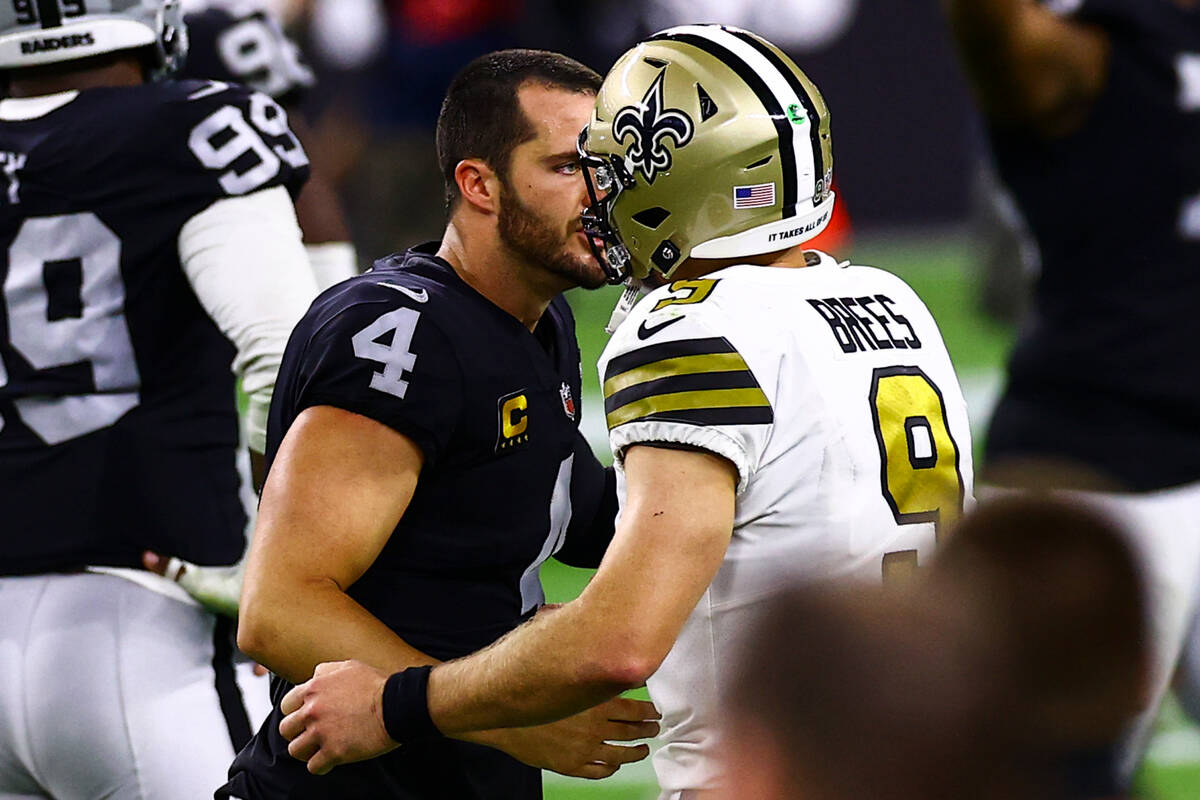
left=381, top=666, right=441, bottom=745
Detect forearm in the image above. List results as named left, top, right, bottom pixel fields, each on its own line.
left=427, top=597, right=635, bottom=734
left=239, top=576, right=434, bottom=684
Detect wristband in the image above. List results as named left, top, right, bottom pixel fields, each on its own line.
left=381, top=666, right=442, bottom=744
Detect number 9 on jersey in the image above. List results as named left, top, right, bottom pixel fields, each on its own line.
left=869, top=366, right=965, bottom=538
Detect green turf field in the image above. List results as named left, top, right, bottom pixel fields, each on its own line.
left=540, top=230, right=1200, bottom=799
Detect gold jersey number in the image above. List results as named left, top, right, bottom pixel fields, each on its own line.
left=870, top=366, right=965, bottom=582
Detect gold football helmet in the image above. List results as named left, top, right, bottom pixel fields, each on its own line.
left=580, top=24, right=835, bottom=284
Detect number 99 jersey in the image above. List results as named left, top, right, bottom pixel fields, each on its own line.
left=0, top=80, right=309, bottom=575
left=598, top=250, right=973, bottom=794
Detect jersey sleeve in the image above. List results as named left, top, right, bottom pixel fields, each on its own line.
left=155, top=81, right=310, bottom=204
left=600, top=306, right=775, bottom=494
left=294, top=289, right=463, bottom=465
left=554, top=434, right=618, bottom=569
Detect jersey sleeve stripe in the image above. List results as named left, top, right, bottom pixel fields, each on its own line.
left=603, top=336, right=737, bottom=382
left=604, top=367, right=762, bottom=415
left=606, top=387, right=772, bottom=429
left=603, top=352, right=749, bottom=397
left=616, top=405, right=775, bottom=428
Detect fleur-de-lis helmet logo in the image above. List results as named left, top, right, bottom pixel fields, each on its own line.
left=612, top=70, right=694, bottom=185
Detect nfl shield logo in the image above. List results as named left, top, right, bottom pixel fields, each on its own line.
left=559, top=381, right=577, bottom=421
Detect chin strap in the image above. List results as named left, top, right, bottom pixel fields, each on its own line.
left=605, top=281, right=645, bottom=334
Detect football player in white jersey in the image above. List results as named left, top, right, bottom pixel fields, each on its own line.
left=273, top=25, right=973, bottom=798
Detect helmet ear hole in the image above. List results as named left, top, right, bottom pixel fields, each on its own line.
left=632, top=207, right=671, bottom=230
left=745, top=155, right=774, bottom=170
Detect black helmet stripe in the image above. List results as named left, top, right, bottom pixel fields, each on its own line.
left=35, top=0, right=62, bottom=28
left=648, top=30, right=799, bottom=220
left=722, top=27, right=825, bottom=205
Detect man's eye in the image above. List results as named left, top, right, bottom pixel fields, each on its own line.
left=557, top=162, right=580, bottom=175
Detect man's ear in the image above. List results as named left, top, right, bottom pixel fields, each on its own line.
left=455, top=159, right=501, bottom=215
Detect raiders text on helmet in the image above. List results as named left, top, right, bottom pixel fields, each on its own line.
left=580, top=24, right=835, bottom=282
left=0, top=0, right=188, bottom=76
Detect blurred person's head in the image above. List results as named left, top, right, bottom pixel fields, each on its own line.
left=722, top=583, right=1041, bottom=800
left=930, top=495, right=1149, bottom=796
left=436, top=49, right=606, bottom=290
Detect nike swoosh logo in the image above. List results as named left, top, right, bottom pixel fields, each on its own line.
left=379, top=282, right=429, bottom=303
left=637, top=316, right=684, bottom=340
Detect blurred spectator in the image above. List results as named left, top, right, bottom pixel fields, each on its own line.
left=721, top=582, right=1043, bottom=800
left=291, top=0, right=617, bottom=259
left=941, top=0, right=1200, bottom=778
left=930, top=495, right=1148, bottom=799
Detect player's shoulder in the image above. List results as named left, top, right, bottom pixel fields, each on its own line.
left=181, top=7, right=315, bottom=101
left=145, top=78, right=309, bottom=198
left=602, top=278, right=770, bottom=424
left=301, top=249, right=467, bottom=350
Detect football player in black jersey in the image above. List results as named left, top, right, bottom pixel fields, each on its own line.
left=179, top=1, right=357, bottom=289
left=218, top=50, right=658, bottom=800
left=140, top=0, right=359, bottom=621
left=0, top=0, right=319, bottom=797
left=942, top=0, right=1200, bottom=784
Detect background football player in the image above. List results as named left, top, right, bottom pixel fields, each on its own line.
left=275, top=24, right=974, bottom=798
left=0, top=0, right=319, bottom=797
left=141, top=0, right=360, bottom=618
left=180, top=0, right=357, bottom=288
left=940, top=0, right=1200, bottom=782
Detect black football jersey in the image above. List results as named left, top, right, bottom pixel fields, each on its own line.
left=221, top=245, right=615, bottom=800
left=0, top=80, right=309, bottom=575
left=985, top=0, right=1200, bottom=490
left=181, top=8, right=315, bottom=104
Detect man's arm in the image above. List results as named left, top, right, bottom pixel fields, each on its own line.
left=941, top=0, right=1110, bottom=137
left=428, top=444, right=736, bottom=729
left=280, top=443, right=733, bottom=770
left=237, top=405, right=434, bottom=683
left=140, top=187, right=318, bottom=615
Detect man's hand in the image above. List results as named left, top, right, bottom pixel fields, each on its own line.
left=476, top=696, right=660, bottom=780
left=280, top=660, right=397, bottom=775
left=142, top=550, right=243, bottom=618
left=280, top=659, right=661, bottom=779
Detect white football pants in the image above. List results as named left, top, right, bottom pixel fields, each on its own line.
left=0, top=572, right=272, bottom=799
left=984, top=480, right=1200, bottom=782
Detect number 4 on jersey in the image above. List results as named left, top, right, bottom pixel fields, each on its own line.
left=352, top=307, right=420, bottom=399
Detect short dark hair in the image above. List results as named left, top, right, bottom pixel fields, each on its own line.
left=931, top=495, right=1147, bottom=746
left=436, top=49, right=601, bottom=211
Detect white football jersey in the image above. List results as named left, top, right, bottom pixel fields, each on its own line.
left=598, top=251, right=974, bottom=795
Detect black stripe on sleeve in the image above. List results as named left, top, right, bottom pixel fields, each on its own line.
left=212, top=616, right=253, bottom=752
left=604, top=336, right=737, bottom=383
left=604, top=368, right=762, bottom=415
left=628, top=405, right=775, bottom=428
left=649, top=30, right=798, bottom=218
left=723, top=27, right=825, bottom=204
left=35, top=0, right=61, bottom=28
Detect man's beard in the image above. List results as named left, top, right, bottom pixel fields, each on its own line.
left=497, top=185, right=608, bottom=290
